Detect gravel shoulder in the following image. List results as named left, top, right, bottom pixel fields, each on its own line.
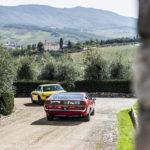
left=0, top=98, right=136, bottom=150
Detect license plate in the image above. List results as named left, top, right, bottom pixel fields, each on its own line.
left=63, top=106, right=68, bottom=110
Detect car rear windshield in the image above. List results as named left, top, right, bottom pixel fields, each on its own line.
left=43, top=85, right=64, bottom=92
left=50, top=94, right=84, bottom=101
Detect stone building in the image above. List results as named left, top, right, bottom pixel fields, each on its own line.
left=44, top=41, right=59, bottom=51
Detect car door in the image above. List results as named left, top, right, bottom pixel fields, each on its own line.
left=32, top=86, right=42, bottom=101
left=86, top=93, right=95, bottom=112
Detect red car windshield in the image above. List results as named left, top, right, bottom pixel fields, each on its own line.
left=50, top=94, right=84, bottom=101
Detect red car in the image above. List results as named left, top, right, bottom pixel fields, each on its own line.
left=44, top=92, right=96, bottom=121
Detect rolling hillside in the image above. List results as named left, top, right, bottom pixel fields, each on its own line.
left=0, top=5, right=137, bottom=45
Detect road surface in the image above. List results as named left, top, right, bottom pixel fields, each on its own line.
left=0, top=98, right=136, bottom=150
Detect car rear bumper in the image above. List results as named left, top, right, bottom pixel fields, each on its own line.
left=45, top=109, right=87, bottom=117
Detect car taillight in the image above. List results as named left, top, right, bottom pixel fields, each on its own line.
left=45, top=104, right=52, bottom=109
left=55, top=105, right=62, bottom=109
left=49, top=105, right=53, bottom=109
left=78, top=106, right=82, bottom=110
left=78, top=106, right=85, bottom=110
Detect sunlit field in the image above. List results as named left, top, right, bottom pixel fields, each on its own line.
left=71, top=44, right=138, bottom=67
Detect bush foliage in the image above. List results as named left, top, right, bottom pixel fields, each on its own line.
left=0, top=92, right=14, bottom=115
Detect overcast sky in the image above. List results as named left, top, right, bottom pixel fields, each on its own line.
left=0, top=0, right=138, bottom=18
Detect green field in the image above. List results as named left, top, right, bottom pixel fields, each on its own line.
left=0, top=25, right=105, bottom=46
left=71, top=44, right=138, bottom=68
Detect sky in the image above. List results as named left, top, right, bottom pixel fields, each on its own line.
left=0, top=0, right=138, bottom=18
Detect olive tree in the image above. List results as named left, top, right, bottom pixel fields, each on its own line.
left=56, top=53, right=79, bottom=81
left=83, top=47, right=107, bottom=80
left=109, top=53, right=131, bottom=79
left=39, top=61, right=56, bottom=80
left=17, top=56, right=35, bottom=80
left=0, top=45, right=15, bottom=92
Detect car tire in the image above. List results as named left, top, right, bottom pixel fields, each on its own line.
left=47, top=114, right=54, bottom=121
left=31, top=96, right=36, bottom=104
left=91, top=109, right=95, bottom=116
left=38, top=96, right=43, bottom=105
left=84, top=113, right=90, bottom=122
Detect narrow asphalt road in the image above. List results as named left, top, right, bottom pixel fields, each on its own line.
left=0, top=98, right=136, bottom=150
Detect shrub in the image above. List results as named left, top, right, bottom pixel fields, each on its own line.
left=0, top=92, right=14, bottom=115
left=17, top=56, right=35, bottom=80
left=83, top=47, right=107, bottom=80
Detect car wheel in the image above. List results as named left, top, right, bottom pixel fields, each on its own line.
left=38, top=96, right=43, bottom=105
left=91, top=108, right=95, bottom=116
left=84, top=113, right=91, bottom=122
left=47, top=114, right=54, bottom=121
left=31, top=96, right=36, bottom=104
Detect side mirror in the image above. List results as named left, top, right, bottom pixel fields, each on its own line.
left=93, top=97, right=96, bottom=101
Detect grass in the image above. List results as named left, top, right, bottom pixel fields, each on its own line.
left=71, top=44, right=138, bottom=68
left=96, top=137, right=103, bottom=150
left=133, top=103, right=139, bottom=115
left=117, top=109, right=135, bottom=150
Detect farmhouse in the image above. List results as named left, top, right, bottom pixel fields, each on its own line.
left=3, top=42, right=21, bottom=49
left=44, top=41, right=59, bottom=51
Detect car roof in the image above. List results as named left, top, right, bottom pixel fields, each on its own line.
left=40, top=84, right=60, bottom=87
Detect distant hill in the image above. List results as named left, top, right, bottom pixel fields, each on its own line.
left=0, top=5, right=137, bottom=45
left=0, top=5, right=136, bottom=30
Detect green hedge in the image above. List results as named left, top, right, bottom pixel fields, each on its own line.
left=13, top=80, right=75, bottom=96
left=13, top=79, right=132, bottom=97
left=0, top=92, right=14, bottom=115
left=74, top=80, right=132, bottom=93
